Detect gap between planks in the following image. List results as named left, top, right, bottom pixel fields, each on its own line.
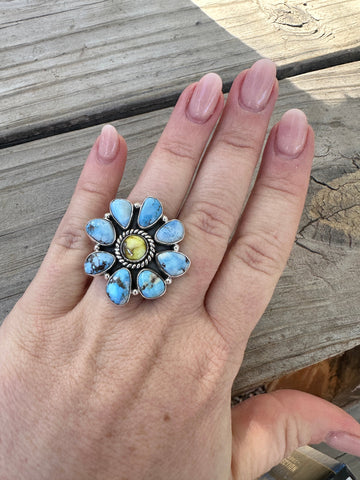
left=1, top=46, right=360, bottom=150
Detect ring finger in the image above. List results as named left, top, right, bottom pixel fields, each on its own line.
left=178, top=59, right=278, bottom=305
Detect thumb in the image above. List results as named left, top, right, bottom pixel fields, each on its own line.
left=231, top=389, right=360, bottom=479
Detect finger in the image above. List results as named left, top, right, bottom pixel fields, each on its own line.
left=84, top=74, right=224, bottom=314
left=127, top=73, right=224, bottom=217
left=22, top=125, right=128, bottom=316
left=231, top=389, right=360, bottom=479
left=178, top=59, right=278, bottom=305
left=206, top=110, right=314, bottom=350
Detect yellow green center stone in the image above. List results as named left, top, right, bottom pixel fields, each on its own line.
left=122, top=235, right=147, bottom=261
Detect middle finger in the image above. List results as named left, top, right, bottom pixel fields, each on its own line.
left=178, top=59, right=278, bottom=304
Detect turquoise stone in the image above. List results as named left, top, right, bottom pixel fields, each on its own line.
left=138, top=197, right=163, bottom=228
left=137, top=269, right=166, bottom=299
left=106, top=268, right=131, bottom=305
left=84, top=251, right=115, bottom=275
left=157, top=251, right=190, bottom=277
left=86, top=218, right=115, bottom=245
left=110, top=199, right=132, bottom=229
left=155, top=219, right=184, bottom=244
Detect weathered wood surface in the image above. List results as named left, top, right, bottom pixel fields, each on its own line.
left=313, top=402, right=360, bottom=475
left=2, top=0, right=360, bottom=146
left=194, top=0, right=360, bottom=62
left=1, top=61, right=359, bottom=394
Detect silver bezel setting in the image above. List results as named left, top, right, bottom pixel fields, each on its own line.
left=114, top=229, right=155, bottom=269
left=154, top=220, right=185, bottom=245
left=84, top=252, right=116, bottom=277
left=110, top=199, right=133, bottom=229
left=137, top=197, right=164, bottom=229
left=106, top=267, right=131, bottom=305
left=86, top=219, right=116, bottom=246
left=155, top=251, right=191, bottom=278
left=136, top=268, right=167, bottom=300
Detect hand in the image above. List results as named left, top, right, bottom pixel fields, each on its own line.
left=1, top=59, right=359, bottom=480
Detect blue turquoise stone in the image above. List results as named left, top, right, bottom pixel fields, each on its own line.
left=110, top=199, right=132, bottom=229
left=157, top=251, right=190, bottom=277
left=138, top=197, right=163, bottom=228
left=86, top=218, right=115, bottom=245
left=84, top=251, right=115, bottom=275
left=155, top=219, right=184, bottom=244
left=106, top=268, right=131, bottom=305
left=137, top=269, right=166, bottom=299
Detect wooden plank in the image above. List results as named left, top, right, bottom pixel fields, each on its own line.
left=266, top=346, right=360, bottom=407
left=2, top=0, right=360, bottom=146
left=1, top=62, right=360, bottom=394
left=194, top=0, right=360, bottom=63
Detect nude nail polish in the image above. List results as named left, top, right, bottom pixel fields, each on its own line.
left=239, top=58, right=276, bottom=112
left=275, top=109, right=308, bottom=158
left=187, top=73, right=222, bottom=124
left=325, top=431, right=360, bottom=457
left=98, top=124, right=120, bottom=163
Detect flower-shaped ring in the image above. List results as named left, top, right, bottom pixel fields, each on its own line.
left=84, top=197, right=190, bottom=305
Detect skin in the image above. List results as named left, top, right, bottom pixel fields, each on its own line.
left=1, top=61, right=360, bottom=480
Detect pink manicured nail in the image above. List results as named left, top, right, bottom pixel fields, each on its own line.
left=239, top=59, right=276, bottom=112
left=98, top=124, right=120, bottom=163
left=187, top=73, right=222, bottom=123
left=325, top=431, right=360, bottom=457
left=275, top=109, right=308, bottom=158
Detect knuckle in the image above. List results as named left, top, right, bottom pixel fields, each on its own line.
left=233, top=231, right=284, bottom=277
left=187, top=199, right=233, bottom=243
left=53, top=216, right=85, bottom=251
left=78, top=179, right=110, bottom=206
left=218, top=129, right=260, bottom=156
left=260, top=179, right=302, bottom=206
left=158, top=138, right=196, bottom=165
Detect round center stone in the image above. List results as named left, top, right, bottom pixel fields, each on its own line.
left=122, top=235, right=147, bottom=261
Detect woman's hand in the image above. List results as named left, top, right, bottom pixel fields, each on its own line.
left=1, top=59, right=360, bottom=480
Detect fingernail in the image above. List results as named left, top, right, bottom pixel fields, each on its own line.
left=187, top=73, right=222, bottom=123
left=239, top=58, right=276, bottom=112
left=325, top=431, right=360, bottom=457
left=275, top=109, right=308, bottom=158
left=98, top=125, right=120, bottom=163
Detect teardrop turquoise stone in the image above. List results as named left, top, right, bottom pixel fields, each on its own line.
left=86, top=218, right=115, bottom=245
left=155, top=219, right=184, bottom=244
left=84, top=251, right=115, bottom=275
left=110, top=199, right=132, bottom=229
left=106, top=268, right=131, bottom=305
left=138, top=197, right=163, bottom=228
left=157, top=251, right=190, bottom=277
left=137, top=269, right=166, bottom=299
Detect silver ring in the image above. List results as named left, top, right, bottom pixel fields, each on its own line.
left=84, top=197, right=190, bottom=305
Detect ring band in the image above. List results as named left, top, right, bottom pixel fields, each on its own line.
left=84, top=197, right=190, bottom=305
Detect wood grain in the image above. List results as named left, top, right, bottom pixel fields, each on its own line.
left=2, top=0, right=360, bottom=146
left=194, top=0, right=360, bottom=61
left=1, top=61, right=360, bottom=395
